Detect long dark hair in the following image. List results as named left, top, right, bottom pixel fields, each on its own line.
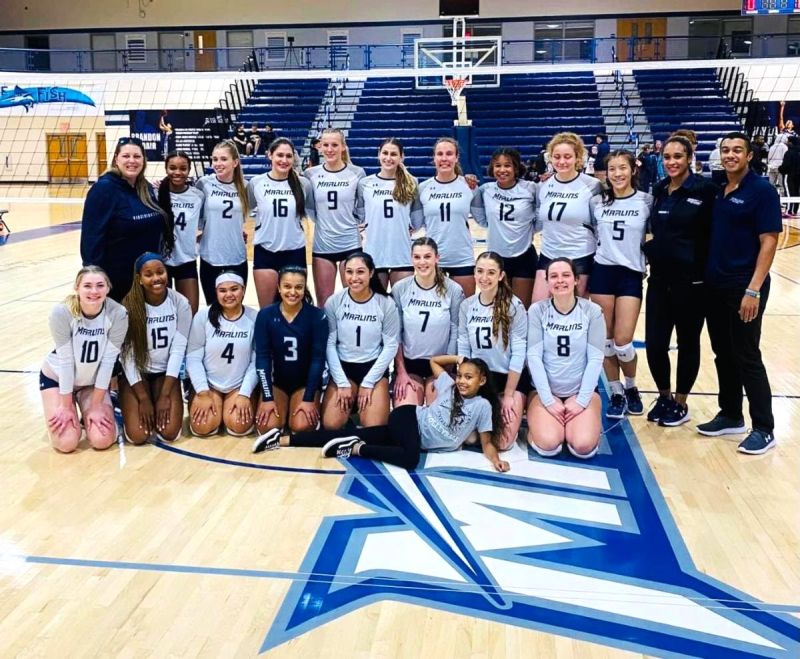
left=601, top=149, right=639, bottom=206
left=269, top=138, right=305, bottom=217
left=449, top=357, right=504, bottom=448
left=278, top=265, right=314, bottom=305
left=475, top=251, right=515, bottom=347
left=157, top=150, right=192, bottom=257
left=208, top=271, right=245, bottom=329
left=344, top=251, right=387, bottom=296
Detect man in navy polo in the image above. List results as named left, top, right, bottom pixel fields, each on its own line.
left=697, top=132, right=782, bottom=454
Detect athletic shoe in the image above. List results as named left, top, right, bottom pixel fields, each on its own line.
left=646, top=395, right=673, bottom=423
left=737, top=430, right=776, bottom=455
left=252, top=428, right=282, bottom=454
left=321, top=436, right=360, bottom=459
left=696, top=414, right=747, bottom=437
left=624, top=387, right=644, bottom=416
left=606, top=393, right=627, bottom=419
left=658, top=400, right=690, bottom=427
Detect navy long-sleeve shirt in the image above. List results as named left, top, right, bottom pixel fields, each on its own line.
left=80, top=172, right=164, bottom=276
left=254, top=301, right=329, bottom=403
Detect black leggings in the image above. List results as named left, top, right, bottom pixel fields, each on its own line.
left=787, top=174, right=800, bottom=215
left=290, top=405, right=421, bottom=470
left=645, top=277, right=706, bottom=396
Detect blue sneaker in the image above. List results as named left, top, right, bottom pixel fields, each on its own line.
left=737, top=430, right=776, bottom=455
left=606, top=393, right=627, bottom=419
left=658, top=400, right=690, bottom=427
left=624, top=387, right=644, bottom=416
left=647, top=395, right=672, bottom=423
left=696, top=414, right=746, bottom=437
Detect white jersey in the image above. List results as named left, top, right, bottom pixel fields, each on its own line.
left=416, top=372, right=494, bottom=452
left=527, top=298, right=604, bottom=408
left=247, top=173, right=314, bottom=252
left=166, top=186, right=204, bottom=267
left=186, top=306, right=258, bottom=395
left=43, top=300, right=129, bottom=395
left=391, top=276, right=465, bottom=360
left=457, top=293, right=527, bottom=375
left=590, top=191, right=652, bottom=272
left=121, top=290, right=192, bottom=384
left=324, top=289, right=400, bottom=389
left=356, top=174, right=421, bottom=268
left=471, top=180, right=538, bottom=257
left=196, top=175, right=247, bottom=266
left=303, top=163, right=366, bottom=254
left=537, top=173, right=601, bottom=259
left=412, top=177, right=475, bottom=269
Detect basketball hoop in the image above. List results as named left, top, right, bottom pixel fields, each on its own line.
left=445, top=77, right=468, bottom=106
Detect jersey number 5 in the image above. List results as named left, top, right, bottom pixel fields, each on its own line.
left=612, top=220, right=625, bottom=240
left=221, top=342, right=235, bottom=364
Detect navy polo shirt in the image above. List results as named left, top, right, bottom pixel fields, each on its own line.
left=706, top=170, right=782, bottom=288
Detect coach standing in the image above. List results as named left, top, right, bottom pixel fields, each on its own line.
left=697, top=132, right=782, bottom=454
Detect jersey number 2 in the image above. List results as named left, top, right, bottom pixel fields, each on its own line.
left=222, top=199, right=235, bottom=219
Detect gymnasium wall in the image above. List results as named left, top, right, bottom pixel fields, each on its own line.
left=2, top=1, right=741, bottom=32
left=0, top=75, right=230, bottom=182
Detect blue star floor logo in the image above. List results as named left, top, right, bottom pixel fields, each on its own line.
left=261, top=417, right=799, bottom=657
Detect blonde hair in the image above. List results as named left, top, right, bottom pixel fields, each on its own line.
left=320, top=127, right=351, bottom=165
left=546, top=132, right=586, bottom=171
left=65, top=266, right=111, bottom=318
left=213, top=140, right=250, bottom=216
left=379, top=138, right=417, bottom=205
left=106, top=142, right=166, bottom=218
left=433, top=137, right=464, bottom=176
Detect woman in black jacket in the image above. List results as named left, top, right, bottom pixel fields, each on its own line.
left=779, top=135, right=800, bottom=216
left=643, top=135, right=718, bottom=427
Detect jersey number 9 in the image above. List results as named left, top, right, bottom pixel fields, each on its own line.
left=327, top=190, right=338, bottom=210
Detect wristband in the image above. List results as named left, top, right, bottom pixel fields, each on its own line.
left=744, top=289, right=761, bottom=299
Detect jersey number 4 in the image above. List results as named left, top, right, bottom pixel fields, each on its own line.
left=174, top=211, right=186, bottom=230
left=221, top=342, right=235, bottom=364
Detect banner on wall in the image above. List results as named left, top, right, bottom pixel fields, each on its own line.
left=0, top=84, right=102, bottom=114
left=129, top=109, right=216, bottom=161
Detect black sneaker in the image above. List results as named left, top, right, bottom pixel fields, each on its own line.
left=647, top=395, right=672, bottom=423
left=737, top=430, right=776, bottom=455
left=624, top=387, right=644, bottom=416
left=252, top=428, right=281, bottom=454
left=696, top=414, right=747, bottom=437
left=606, top=393, right=627, bottom=419
left=658, top=400, right=690, bottom=427
left=321, top=436, right=360, bottom=459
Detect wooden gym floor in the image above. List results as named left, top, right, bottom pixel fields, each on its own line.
left=0, top=192, right=797, bottom=658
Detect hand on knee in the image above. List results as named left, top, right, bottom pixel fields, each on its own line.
left=88, top=429, right=116, bottom=450
left=123, top=425, right=150, bottom=445
left=190, top=419, right=220, bottom=437
left=288, top=416, right=314, bottom=434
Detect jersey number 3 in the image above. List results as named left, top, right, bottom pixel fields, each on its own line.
left=283, top=336, right=298, bottom=361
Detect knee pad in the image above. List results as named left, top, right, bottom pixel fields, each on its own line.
left=529, top=440, right=563, bottom=457
left=604, top=339, right=616, bottom=358
left=226, top=424, right=255, bottom=437
left=567, top=443, right=599, bottom=460
left=614, top=341, right=637, bottom=363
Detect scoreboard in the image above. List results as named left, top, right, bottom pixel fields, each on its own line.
left=742, top=0, right=800, bottom=14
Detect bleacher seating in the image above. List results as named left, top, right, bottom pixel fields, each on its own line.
left=347, top=78, right=454, bottom=180
left=466, top=72, right=606, bottom=174
left=634, top=69, right=742, bottom=162
left=233, top=79, right=329, bottom=177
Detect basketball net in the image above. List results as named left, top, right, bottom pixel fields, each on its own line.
left=445, top=77, right=470, bottom=125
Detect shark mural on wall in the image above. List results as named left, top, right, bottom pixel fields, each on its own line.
left=0, top=85, right=95, bottom=112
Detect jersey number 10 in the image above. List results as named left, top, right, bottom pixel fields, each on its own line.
left=80, top=340, right=99, bottom=363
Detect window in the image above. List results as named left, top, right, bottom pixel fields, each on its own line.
left=91, top=34, right=116, bottom=72
left=688, top=16, right=753, bottom=58
left=227, top=30, right=254, bottom=69
left=158, top=32, right=185, bottom=71
left=265, top=32, right=287, bottom=62
left=787, top=16, right=800, bottom=56
left=401, top=30, right=422, bottom=68
left=328, top=31, right=349, bottom=69
left=534, top=21, right=594, bottom=62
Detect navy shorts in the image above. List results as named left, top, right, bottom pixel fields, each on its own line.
left=491, top=369, right=533, bottom=396
left=312, top=249, right=360, bottom=265
left=254, top=244, right=306, bottom=271
left=341, top=359, right=390, bottom=385
left=442, top=265, right=475, bottom=278
left=403, top=357, right=433, bottom=379
left=589, top=263, right=644, bottom=299
left=167, top=260, right=198, bottom=282
left=273, top=375, right=309, bottom=396
left=503, top=244, right=538, bottom=280
left=375, top=266, right=413, bottom=275
left=537, top=253, right=594, bottom=276
left=39, top=371, right=59, bottom=391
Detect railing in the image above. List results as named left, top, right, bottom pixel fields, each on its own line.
left=2, top=33, right=800, bottom=74
left=610, top=46, right=640, bottom=151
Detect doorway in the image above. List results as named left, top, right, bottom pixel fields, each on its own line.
left=617, top=18, right=667, bottom=61
left=46, top=133, right=88, bottom=183
left=194, top=31, right=217, bottom=72
left=95, top=132, right=107, bottom=177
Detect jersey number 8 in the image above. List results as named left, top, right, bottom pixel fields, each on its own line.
left=557, top=335, right=570, bottom=357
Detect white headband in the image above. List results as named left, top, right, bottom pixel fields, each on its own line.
left=215, top=273, right=245, bottom=288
